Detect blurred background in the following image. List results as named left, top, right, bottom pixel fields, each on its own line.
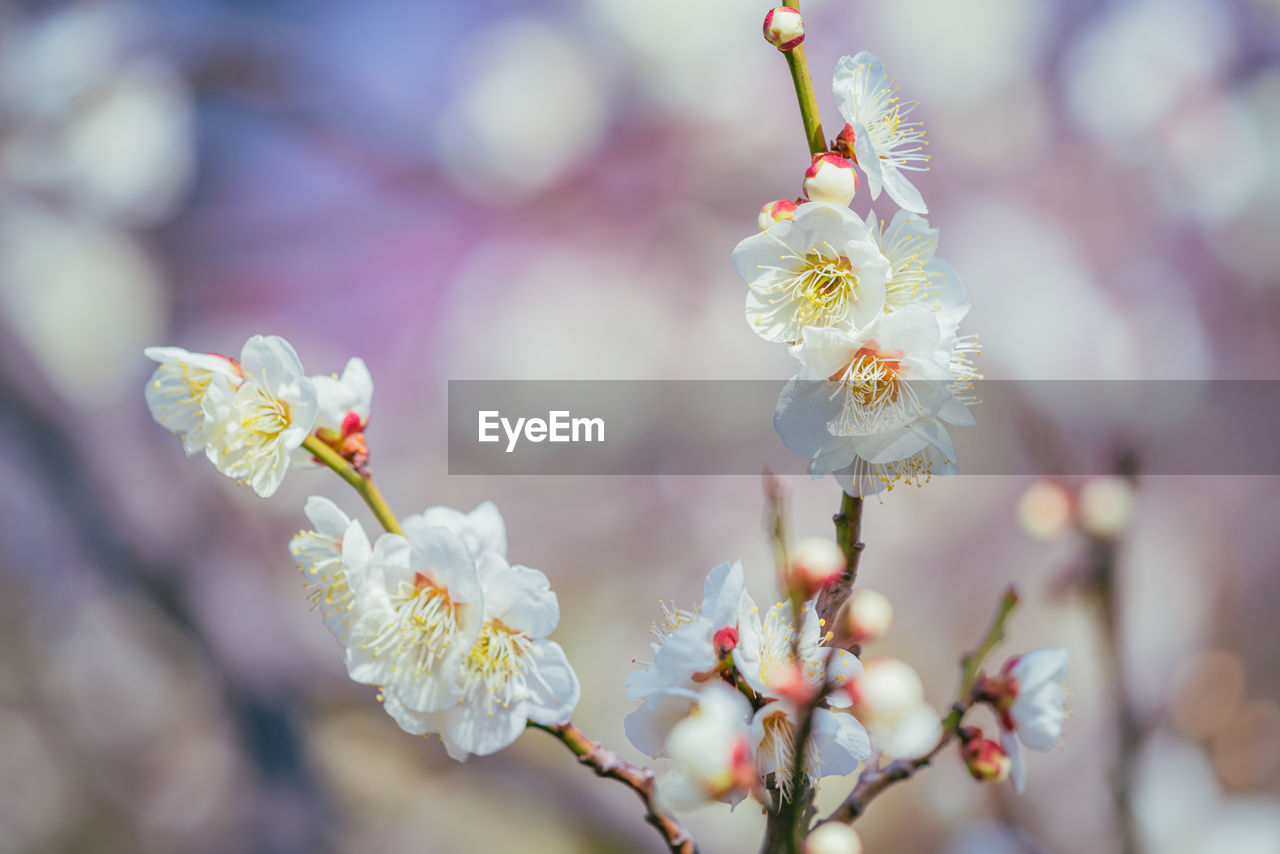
left=1, top=0, right=1279, bottom=851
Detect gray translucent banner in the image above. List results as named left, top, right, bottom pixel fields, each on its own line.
left=446, top=381, right=1280, bottom=476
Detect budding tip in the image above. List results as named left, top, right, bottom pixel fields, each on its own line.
left=763, top=7, right=805, bottom=51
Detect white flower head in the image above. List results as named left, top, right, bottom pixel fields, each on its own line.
left=733, top=202, right=891, bottom=344
left=143, top=346, right=243, bottom=458
left=289, top=496, right=372, bottom=645
left=210, top=335, right=318, bottom=497
left=625, top=561, right=752, bottom=757
left=384, top=552, right=580, bottom=761
left=345, top=525, right=483, bottom=714
left=833, top=52, right=931, bottom=214
left=403, top=500, right=507, bottom=561
left=312, top=356, right=373, bottom=441
left=866, top=209, right=966, bottom=317
left=735, top=599, right=863, bottom=704
left=661, top=683, right=756, bottom=810
left=752, top=700, right=870, bottom=800
left=996, top=648, right=1069, bottom=793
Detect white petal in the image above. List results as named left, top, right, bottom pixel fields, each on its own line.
left=524, top=640, right=580, bottom=725
left=810, top=707, right=872, bottom=777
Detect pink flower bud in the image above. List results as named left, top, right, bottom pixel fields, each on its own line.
left=762, top=7, right=805, bottom=51
left=802, top=153, right=857, bottom=206
left=961, top=731, right=1012, bottom=783
left=785, top=537, right=846, bottom=599
left=834, top=124, right=858, bottom=162
left=1017, top=480, right=1072, bottom=540
left=804, top=822, right=863, bottom=854
left=839, top=589, right=893, bottom=645
left=771, top=659, right=818, bottom=705
left=714, top=626, right=739, bottom=658
left=758, top=198, right=798, bottom=231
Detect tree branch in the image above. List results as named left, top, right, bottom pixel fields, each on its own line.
left=531, top=722, right=698, bottom=854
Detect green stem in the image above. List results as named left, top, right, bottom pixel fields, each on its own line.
left=302, top=434, right=403, bottom=535
left=781, top=0, right=826, bottom=157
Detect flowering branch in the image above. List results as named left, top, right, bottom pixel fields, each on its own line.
left=530, top=722, right=698, bottom=854
left=301, top=434, right=403, bottom=535
left=779, top=0, right=826, bottom=156
left=824, top=586, right=1020, bottom=824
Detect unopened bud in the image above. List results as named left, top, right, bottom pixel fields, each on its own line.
left=803, top=153, right=857, bottom=206
left=713, top=626, right=739, bottom=658
left=1079, top=475, right=1134, bottom=538
left=961, top=732, right=1012, bottom=783
left=762, top=7, right=805, bottom=51
left=786, top=537, right=846, bottom=599
left=758, top=198, right=798, bottom=231
left=804, top=822, right=863, bottom=854
left=1017, top=480, right=1072, bottom=540
left=770, top=659, right=818, bottom=705
left=846, top=657, right=924, bottom=728
left=839, top=589, right=893, bottom=644
left=834, top=124, right=858, bottom=161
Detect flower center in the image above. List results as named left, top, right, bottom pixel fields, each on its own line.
left=462, top=619, right=534, bottom=710
left=371, top=575, right=460, bottom=676
left=756, top=711, right=819, bottom=801
left=785, top=252, right=860, bottom=329
left=293, top=532, right=353, bottom=618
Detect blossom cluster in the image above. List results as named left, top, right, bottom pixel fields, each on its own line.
left=734, top=52, right=979, bottom=496
left=292, top=498, right=580, bottom=759
left=144, top=335, right=580, bottom=757
left=144, top=335, right=370, bottom=497
left=624, top=560, right=870, bottom=809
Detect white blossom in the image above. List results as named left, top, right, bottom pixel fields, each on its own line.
left=143, top=346, right=242, bottom=458
left=288, top=496, right=371, bottom=644
left=833, top=52, right=931, bottom=214
left=312, top=357, right=372, bottom=441
left=208, top=335, right=318, bottom=498
left=752, top=700, right=870, bottom=799
left=735, top=599, right=862, bottom=704
left=661, top=683, right=756, bottom=810
left=345, top=525, right=484, bottom=714
left=625, top=561, right=751, bottom=755
left=997, top=649, right=1069, bottom=793
left=383, top=551, right=580, bottom=760
left=402, top=500, right=507, bottom=561
left=733, top=203, right=891, bottom=344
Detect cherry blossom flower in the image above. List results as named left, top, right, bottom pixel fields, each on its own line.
left=208, top=335, right=318, bottom=497
left=143, top=346, right=242, bottom=458
left=832, top=51, right=931, bottom=214
left=733, top=202, right=891, bottom=343
left=345, top=525, right=483, bottom=714
left=383, top=551, right=580, bottom=760
left=865, top=209, right=964, bottom=316
left=288, top=496, right=371, bottom=645
left=991, top=649, right=1069, bottom=793
left=661, top=683, right=756, bottom=809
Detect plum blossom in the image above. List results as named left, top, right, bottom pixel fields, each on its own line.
left=312, top=357, right=373, bottom=443
left=733, top=202, right=891, bottom=344
left=625, top=561, right=751, bottom=755
left=143, top=346, right=242, bottom=457
left=866, top=209, right=965, bottom=316
left=383, top=551, right=580, bottom=760
left=832, top=51, right=930, bottom=214
left=345, top=525, right=483, bottom=714
left=752, top=699, right=870, bottom=799
left=402, top=500, right=507, bottom=561
left=991, top=649, right=1069, bottom=793
left=208, top=335, right=319, bottom=497
left=661, top=683, right=756, bottom=809
left=735, top=600, right=863, bottom=704
left=288, top=496, right=371, bottom=644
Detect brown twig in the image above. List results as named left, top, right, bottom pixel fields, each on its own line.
left=823, top=586, right=1020, bottom=825
left=817, top=493, right=864, bottom=626
left=531, top=722, right=698, bottom=854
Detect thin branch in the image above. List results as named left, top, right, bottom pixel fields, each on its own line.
left=780, top=0, right=826, bottom=156
left=302, top=434, right=403, bottom=534
left=823, top=586, right=1021, bottom=824
left=531, top=722, right=698, bottom=854
left=817, top=493, right=864, bottom=627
